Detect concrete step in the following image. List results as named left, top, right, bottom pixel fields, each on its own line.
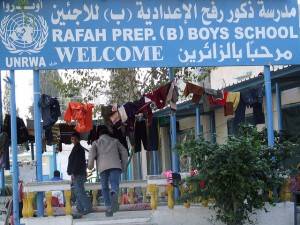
left=74, top=218, right=156, bottom=225
left=73, top=211, right=155, bottom=225
left=21, top=216, right=73, bottom=225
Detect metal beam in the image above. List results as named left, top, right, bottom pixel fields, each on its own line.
left=264, top=65, right=275, bottom=147
left=9, top=70, right=20, bottom=225
left=33, top=70, right=44, bottom=217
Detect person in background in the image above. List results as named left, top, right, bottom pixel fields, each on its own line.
left=8, top=180, right=24, bottom=223
left=18, top=180, right=24, bottom=218
left=52, top=170, right=62, bottom=181
left=51, top=170, right=64, bottom=207
left=67, top=132, right=92, bottom=218
left=88, top=125, right=128, bottom=217
left=291, top=163, right=300, bottom=204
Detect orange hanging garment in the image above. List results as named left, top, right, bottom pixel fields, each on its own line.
left=64, top=102, right=94, bottom=133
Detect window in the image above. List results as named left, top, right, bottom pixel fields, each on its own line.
left=227, top=115, right=255, bottom=135
left=282, top=104, right=300, bottom=138
left=281, top=104, right=300, bottom=169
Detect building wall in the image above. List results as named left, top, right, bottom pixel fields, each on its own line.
left=159, top=127, right=171, bottom=172
left=153, top=114, right=214, bottom=175
left=201, top=115, right=211, bottom=141
left=177, top=115, right=212, bottom=140
left=179, top=116, right=196, bottom=131
left=215, top=108, right=229, bottom=144
left=281, top=87, right=300, bottom=105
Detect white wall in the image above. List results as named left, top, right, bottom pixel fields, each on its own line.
left=210, top=66, right=263, bottom=90
left=215, top=108, right=229, bottom=144
left=151, top=203, right=294, bottom=225
left=201, top=114, right=211, bottom=141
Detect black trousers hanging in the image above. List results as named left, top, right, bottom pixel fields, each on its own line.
left=253, top=102, right=265, bottom=125
left=4, top=144, right=10, bottom=170
left=134, top=120, right=148, bottom=153
left=233, top=98, right=246, bottom=134
left=233, top=99, right=265, bottom=134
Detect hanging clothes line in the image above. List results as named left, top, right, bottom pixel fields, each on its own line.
left=0, top=75, right=267, bottom=160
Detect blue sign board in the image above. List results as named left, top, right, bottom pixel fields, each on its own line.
left=0, top=0, right=299, bottom=69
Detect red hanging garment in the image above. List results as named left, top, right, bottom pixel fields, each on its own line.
left=145, top=81, right=178, bottom=110
left=183, top=82, right=205, bottom=103
left=145, top=82, right=171, bottom=109
left=64, top=102, right=94, bottom=133
left=208, top=91, right=228, bottom=106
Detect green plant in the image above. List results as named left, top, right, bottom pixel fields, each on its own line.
left=178, top=125, right=298, bottom=225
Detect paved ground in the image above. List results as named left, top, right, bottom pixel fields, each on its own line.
left=18, top=202, right=295, bottom=225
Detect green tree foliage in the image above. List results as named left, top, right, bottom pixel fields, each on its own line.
left=107, top=69, right=141, bottom=104
left=51, top=69, right=107, bottom=117
left=53, top=67, right=213, bottom=106
left=178, top=125, right=298, bottom=225
left=40, top=70, right=62, bottom=97
left=52, top=69, right=107, bottom=101
left=107, top=68, right=171, bottom=104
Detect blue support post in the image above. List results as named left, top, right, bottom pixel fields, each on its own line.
left=9, top=70, right=20, bottom=225
left=275, top=82, right=282, bottom=132
left=195, top=105, right=201, bottom=139
left=52, top=145, right=57, bottom=173
left=169, top=68, right=179, bottom=199
left=151, top=151, right=158, bottom=175
left=210, top=112, right=216, bottom=143
left=136, top=152, right=142, bottom=180
left=264, top=65, right=275, bottom=147
left=33, top=70, right=44, bottom=217
left=170, top=114, right=179, bottom=172
left=127, top=160, right=132, bottom=180
left=0, top=71, right=4, bottom=194
left=0, top=168, right=4, bottom=195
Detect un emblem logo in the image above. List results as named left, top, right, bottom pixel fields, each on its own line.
left=0, top=13, right=48, bottom=55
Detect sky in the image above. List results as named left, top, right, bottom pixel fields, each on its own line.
left=1, top=69, right=110, bottom=120
left=1, top=70, right=33, bottom=119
